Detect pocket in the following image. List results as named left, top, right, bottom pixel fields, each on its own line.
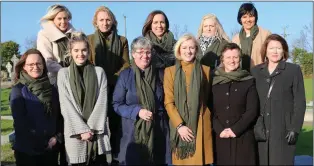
left=254, top=115, right=267, bottom=142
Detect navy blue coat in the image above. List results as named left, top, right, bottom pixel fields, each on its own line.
left=112, top=67, right=171, bottom=165
left=10, top=83, right=63, bottom=155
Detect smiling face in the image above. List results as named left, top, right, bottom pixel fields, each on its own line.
left=179, top=39, right=197, bottom=62
left=266, top=40, right=284, bottom=64
left=222, top=49, right=241, bottom=72
left=202, top=18, right=217, bottom=37
left=53, top=11, right=69, bottom=32
left=23, top=54, right=44, bottom=79
left=151, top=14, right=166, bottom=38
left=132, top=47, right=152, bottom=70
left=240, top=13, right=256, bottom=31
left=96, top=11, right=113, bottom=33
left=71, top=41, right=89, bottom=66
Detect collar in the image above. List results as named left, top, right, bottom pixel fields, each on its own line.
left=41, top=21, right=75, bottom=42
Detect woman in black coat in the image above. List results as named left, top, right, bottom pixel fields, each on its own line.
left=212, top=43, right=259, bottom=165
left=251, top=34, right=306, bottom=165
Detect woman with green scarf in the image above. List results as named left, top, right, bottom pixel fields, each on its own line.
left=196, top=13, right=229, bottom=70
left=57, top=31, right=111, bottom=166
left=212, top=43, right=259, bottom=165
left=10, top=49, right=63, bottom=166
left=164, top=34, right=213, bottom=165
left=87, top=7, right=130, bottom=162
left=142, top=10, right=176, bottom=69
left=232, top=2, right=271, bottom=72
left=112, top=36, right=171, bottom=165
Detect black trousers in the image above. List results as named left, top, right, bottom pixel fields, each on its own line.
left=15, top=150, right=58, bottom=166
left=71, top=154, right=108, bottom=166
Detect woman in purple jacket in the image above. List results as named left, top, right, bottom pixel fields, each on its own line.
left=112, top=36, right=171, bottom=165
left=10, top=49, right=63, bottom=166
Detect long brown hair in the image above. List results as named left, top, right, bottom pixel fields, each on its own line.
left=260, top=34, right=289, bottom=63
left=14, top=49, right=48, bottom=83
left=142, top=10, right=169, bottom=36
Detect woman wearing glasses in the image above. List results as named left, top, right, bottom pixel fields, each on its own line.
left=10, top=49, right=63, bottom=166
left=112, top=36, right=171, bottom=165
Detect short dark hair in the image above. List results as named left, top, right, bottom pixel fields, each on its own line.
left=237, top=3, right=258, bottom=25
left=142, top=10, right=170, bottom=36
left=220, top=43, right=241, bottom=63
left=260, top=34, right=289, bottom=62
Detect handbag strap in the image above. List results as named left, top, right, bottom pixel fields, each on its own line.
left=262, top=77, right=276, bottom=112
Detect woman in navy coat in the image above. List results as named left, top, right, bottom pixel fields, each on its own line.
left=112, top=36, right=171, bottom=165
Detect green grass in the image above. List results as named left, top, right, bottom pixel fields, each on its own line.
left=304, top=78, right=312, bottom=103
left=1, top=119, right=14, bottom=135
left=1, top=88, right=12, bottom=116
left=295, top=125, right=313, bottom=156
left=1, top=143, right=15, bottom=164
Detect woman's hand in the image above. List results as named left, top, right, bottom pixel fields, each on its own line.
left=177, top=126, right=194, bottom=142
left=47, top=137, right=57, bottom=149
left=138, top=109, right=153, bottom=121
left=80, top=132, right=93, bottom=141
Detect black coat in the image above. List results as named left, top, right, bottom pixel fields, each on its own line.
left=251, top=61, right=306, bottom=165
left=212, top=78, right=259, bottom=165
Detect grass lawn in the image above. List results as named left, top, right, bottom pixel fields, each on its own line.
left=1, top=119, right=14, bottom=136
left=295, top=125, right=313, bottom=156
left=0, top=143, right=15, bottom=164
left=304, top=78, right=312, bottom=103
left=1, top=88, right=12, bottom=116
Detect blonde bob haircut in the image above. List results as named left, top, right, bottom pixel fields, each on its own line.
left=92, top=6, right=118, bottom=30
left=196, top=13, right=230, bottom=42
left=40, top=4, right=72, bottom=22
left=174, top=34, right=201, bottom=60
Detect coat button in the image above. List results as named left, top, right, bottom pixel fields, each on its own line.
left=235, top=89, right=237, bottom=91
left=226, top=120, right=229, bottom=124
left=266, top=78, right=270, bottom=83
left=226, top=106, right=229, bottom=109
left=266, top=113, right=270, bottom=116
left=226, top=92, right=229, bottom=95
left=266, top=130, right=269, bottom=133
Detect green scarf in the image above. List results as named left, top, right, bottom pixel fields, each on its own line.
left=69, top=60, right=98, bottom=164
left=170, top=59, right=202, bottom=160
left=239, top=25, right=259, bottom=71
left=200, top=39, right=225, bottom=69
left=56, top=34, right=71, bottom=67
left=18, top=71, right=53, bottom=115
left=212, top=67, right=253, bottom=85
left=145, top=30, right=176, bottom=53
left=132, top=62, right=156, bottom=163
left=94, top=28, right=122, bottom=84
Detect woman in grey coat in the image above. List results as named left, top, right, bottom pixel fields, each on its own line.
left=251, top=34, right=306, bottom=165
left=57, top=31, right=111, bottom=166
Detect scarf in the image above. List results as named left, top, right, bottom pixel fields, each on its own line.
left=132, top=62, right=156, bottom=163
left=239, top=25, right=259, bottom=71
left=69, top=60, right=98, bottom=164
left=170, top=59, right=202, bottom=160
left=199, top=35, right=217, bottom=55
left=212, top=67, right=253, bottom=85
left=145, top=30, right=176, bottom=68
left=56, top=33, right=71, bottom=67
left=94, top=28, right=122, bottom=84
left=18, top=71, right=53, bottom=115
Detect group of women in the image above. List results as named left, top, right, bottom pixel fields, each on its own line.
left=10, top=2, right=306, bottom=166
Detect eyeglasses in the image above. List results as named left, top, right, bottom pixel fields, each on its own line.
left=25, top=63, right=43, bottom=68
left=135, top=51, right=152, bottom=56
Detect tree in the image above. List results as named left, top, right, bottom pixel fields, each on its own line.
left=171, top=24, right=188, bottom=40
left=291, top=47, right=313, bottom=76
left=229, top=26, right=240, bottom=40
left=24, top=35, right=37, bottom=50
left=292, top=23, right=313, bottom=52
left=0, top=41, right=20, bottom=63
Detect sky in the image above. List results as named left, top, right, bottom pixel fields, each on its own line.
left=1, top=1, right=313, bottom=54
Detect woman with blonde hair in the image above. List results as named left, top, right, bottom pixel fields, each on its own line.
left=164, top=34, right=213, bottom=165
left=37, top=4, right=75, bottom=85
left=196, top=13, right=229, bottom=70
left=57, top=31, right=111, bottom=166
left=87, top=6, right=130, bottom=163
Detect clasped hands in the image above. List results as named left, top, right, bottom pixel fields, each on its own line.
left=220, top=128, right=236, bottom=138
left=80, top=131, right=94, bottom=141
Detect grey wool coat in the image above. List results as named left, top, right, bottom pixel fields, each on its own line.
left=57, top=66, right=111, bottom=164
left=251, top=61, right=306, bottom=165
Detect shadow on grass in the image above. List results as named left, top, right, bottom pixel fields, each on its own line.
left=296, top=128, right=313, bottom=156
